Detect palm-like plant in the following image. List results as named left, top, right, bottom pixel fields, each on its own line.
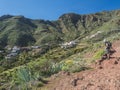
left=11, top=67, right=35, bottom=90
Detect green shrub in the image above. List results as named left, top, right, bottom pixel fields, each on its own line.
left=0, top=87, right=6, bottom=90
left=0, top=66, right=5, bottom=73
left=48, top=63, right=62, bottom=74
left=9, top=67, right=36, bottom=90
left=37, top=82, right=44, bottom=87
left=93, top=49, right=105, bottom=60
left=53, top=59, right=89, bottom=73
left=61, top=60, right=73, bottom=71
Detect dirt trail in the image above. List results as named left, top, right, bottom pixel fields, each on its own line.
left=39, top=40, right=120, bottom=90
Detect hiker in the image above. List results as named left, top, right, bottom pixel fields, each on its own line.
left=98, top=40, right=116, bottom=65
left=103, top=39, right=113, bottom=59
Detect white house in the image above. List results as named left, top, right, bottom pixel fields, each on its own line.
left=60, top=41, right=77, bottom=49
left=5, top=46, right=20, bottom=59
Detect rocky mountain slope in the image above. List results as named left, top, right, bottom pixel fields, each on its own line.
left=40, top=40, right=120, bottom=90
left=0, top=10, right=120, bottom=47
left=1, top=10, right=120, bottom=90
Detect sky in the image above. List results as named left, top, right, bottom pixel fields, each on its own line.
left=0, top=0, right=120, bottom=20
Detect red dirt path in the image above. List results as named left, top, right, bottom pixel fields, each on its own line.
left=40, top=40, right=120, bottom=90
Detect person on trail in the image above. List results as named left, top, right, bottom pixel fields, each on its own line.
left=98, top=39, right=116, bottom=65
left=98, top=40, right=112, bottom=65
left=103, top=39, right=113, bottom=59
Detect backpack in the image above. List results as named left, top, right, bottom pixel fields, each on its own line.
left=105, top=41, right=112, bottom=48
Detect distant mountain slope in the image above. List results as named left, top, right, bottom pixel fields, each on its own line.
left=0, top=15, right=36, bottom=46
left=0, top=10, right=120, bottom=47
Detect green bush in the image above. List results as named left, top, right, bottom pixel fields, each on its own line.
left=10, top=67, right=33, bottom=90
left=93, top=49, right=105, bottom=60
left=36, top=82, right=44, bottom=87
left=48, top=63, right=62, bottom=74
left=61, top=60, right=73, bottom=71
left=0, top=66, right=5, bottom=73
left=52, top=59, right=89, bottom=73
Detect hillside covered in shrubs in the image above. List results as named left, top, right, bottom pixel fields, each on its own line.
left=1, top=10, right=120, bottom=90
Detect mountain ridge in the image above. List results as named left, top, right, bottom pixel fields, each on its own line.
left=1, top=9, right=120, bottom=90
left=0, top=10, right=120, bottom=47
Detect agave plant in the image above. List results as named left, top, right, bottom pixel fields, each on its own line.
left=10, top=67, right=36, bottom=90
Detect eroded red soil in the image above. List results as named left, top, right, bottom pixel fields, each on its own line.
left=40, top=40, right=120, bottom=90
